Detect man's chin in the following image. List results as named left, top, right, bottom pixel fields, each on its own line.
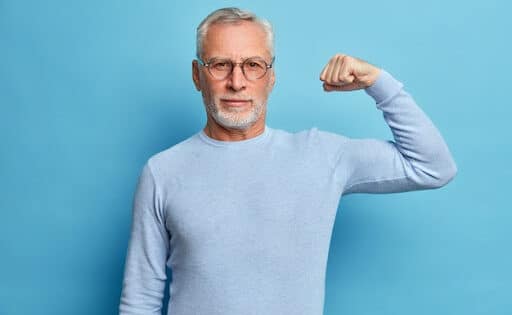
left=206, top=101, right=264, bottom=131
left=213, top=113, right=257, bottom=130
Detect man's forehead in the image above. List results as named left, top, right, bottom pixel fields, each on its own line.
left=202, top=21, right=271, bottom=60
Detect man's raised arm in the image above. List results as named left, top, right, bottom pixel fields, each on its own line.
left=319, top=54, right=457, bottom=194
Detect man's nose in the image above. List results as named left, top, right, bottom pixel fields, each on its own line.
left=226, top=64, right=246, bottom=91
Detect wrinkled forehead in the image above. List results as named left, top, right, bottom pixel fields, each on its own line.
left=202, top=21, right=272, bottom=61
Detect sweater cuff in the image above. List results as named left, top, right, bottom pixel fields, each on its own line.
left=364, top=69, right=404, bottom=105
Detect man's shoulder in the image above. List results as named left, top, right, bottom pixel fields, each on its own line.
left=145, top=131, right=201, bottom=169
left=142, top=126, right=351, bottom=169
left=272, top=126, right=349, bottom=145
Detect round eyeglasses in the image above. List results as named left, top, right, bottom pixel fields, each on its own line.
left=197, top=57, right=275, bottom=81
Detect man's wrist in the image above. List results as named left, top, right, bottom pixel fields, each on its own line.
left=365, top=67, right=382, bottom=88
left=364, top=69, right=404, bottom=105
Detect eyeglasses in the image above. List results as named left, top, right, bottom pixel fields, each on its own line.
left=197, top=56, right=275, bottom=81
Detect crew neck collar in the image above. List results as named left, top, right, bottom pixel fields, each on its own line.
left=198, top=125, right=272, bottom=147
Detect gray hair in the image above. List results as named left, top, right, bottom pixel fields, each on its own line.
left=196, top=7, right=274, bottom=59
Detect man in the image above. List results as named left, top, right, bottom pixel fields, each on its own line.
left=119, top=7, right=457, bottom=315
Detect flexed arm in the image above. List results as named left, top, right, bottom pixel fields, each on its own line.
left=319, top=54, right=457, bottom=194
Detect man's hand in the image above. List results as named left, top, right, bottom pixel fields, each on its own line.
left=319, top=54, right=381, bottom=92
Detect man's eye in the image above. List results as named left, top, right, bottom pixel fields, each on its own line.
left=247, top=61, right=263, bottom=68
left=212, top=62, right=229, bottom=70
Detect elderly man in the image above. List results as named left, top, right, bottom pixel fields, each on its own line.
left=119, top=7, right=457, bottom=315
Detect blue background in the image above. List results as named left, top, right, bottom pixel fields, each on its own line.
left=1, top=0, right=510, bottom=314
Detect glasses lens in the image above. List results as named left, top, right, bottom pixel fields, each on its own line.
left=209, top=60, right=233, bottom=79
left=243, top=59, right=267, bottom=80
left=205, top=58, right=270, bottom=80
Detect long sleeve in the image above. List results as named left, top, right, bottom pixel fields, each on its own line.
left=334, top=69, right=457, bottom=195
left=119, top=162, right=170, bottom=314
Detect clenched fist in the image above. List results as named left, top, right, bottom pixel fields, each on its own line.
left=319, top=54, right=381, bottom=92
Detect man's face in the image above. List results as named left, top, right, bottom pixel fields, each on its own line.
left=192, top=21, right=275, bottom=130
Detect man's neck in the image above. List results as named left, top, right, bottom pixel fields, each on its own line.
left=203, top=121, right=266, bottom=141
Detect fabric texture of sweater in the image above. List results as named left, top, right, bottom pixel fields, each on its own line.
left=119, top=69, right=457, bottom=314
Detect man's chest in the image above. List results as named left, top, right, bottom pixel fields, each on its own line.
left=161, top=156, right=338, bottom=266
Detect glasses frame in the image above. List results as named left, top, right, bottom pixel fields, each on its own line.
left=197, top=56, right=275, bottom=81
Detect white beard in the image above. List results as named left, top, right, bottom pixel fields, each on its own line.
left=206, top=101, right=264, bottom=130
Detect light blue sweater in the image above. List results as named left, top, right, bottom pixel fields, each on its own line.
left=119, top=70, right=457, bottom=315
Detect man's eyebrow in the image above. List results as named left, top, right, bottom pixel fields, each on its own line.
left=244, top=56, right=266, bottom=60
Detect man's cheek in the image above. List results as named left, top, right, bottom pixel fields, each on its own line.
left=201, top=87, right=213, bottom=102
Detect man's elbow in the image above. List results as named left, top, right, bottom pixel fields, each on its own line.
left=422, top=159, right=458, bottom=189
left=436, top=161, right=458, bottom=187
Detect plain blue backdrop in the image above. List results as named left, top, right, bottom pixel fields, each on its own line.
left=1, top=0, right=510, bottom=314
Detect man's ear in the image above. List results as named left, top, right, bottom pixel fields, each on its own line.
left=192, top=60, right=201, bottom=91
left=268, top=69, right=276, bottom=92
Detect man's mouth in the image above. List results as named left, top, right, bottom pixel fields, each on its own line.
left=221, top=99, right=251, bottom=107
